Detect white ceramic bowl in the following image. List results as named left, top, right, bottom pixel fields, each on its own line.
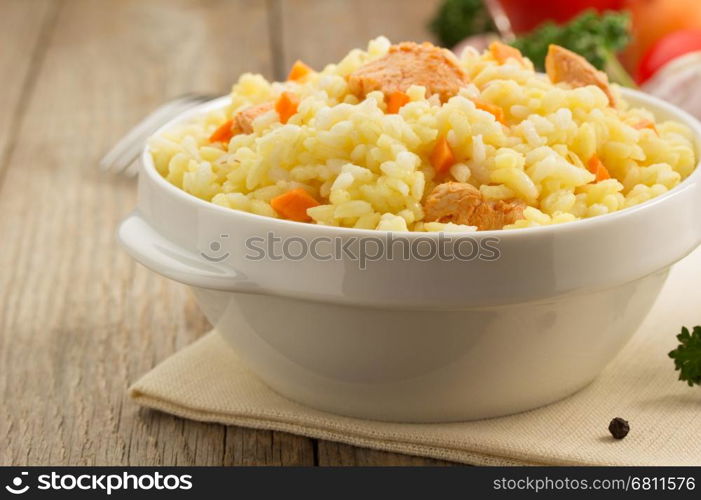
left=119, top=89, right=701, bottom=422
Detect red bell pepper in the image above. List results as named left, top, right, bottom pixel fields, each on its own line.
left=637, top=29, right=701, bottom=84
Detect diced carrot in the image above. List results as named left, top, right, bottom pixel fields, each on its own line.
left=633, top=119, right=658, bottom=134
left=270, top=188, right=319, bottom=222
left=489, top=41, right=525, bottom=65
left=472, top=99, right=506, bottom=125
left=587, top=155, right=611, bottom=182
left=209, top=119, right=235, bottom=143
left=287, top=59, right=313, bottom=81
left=430, top=136, right=456, bottom=174
left=386, top=90, right=411, bottom=114
left=275, top=91, right=300, bottom=124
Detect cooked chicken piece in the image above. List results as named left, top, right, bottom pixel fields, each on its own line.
left=423, top=182, right=526, bottom=231
left=489, top=41, right=525, bottom=66
left=545, top=44, right=615, bottom=106
left=348, top=42, right=469, bottom=103
left=233, top=102, right=275, bottom=134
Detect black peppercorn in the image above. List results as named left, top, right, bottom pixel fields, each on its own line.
left=608, top=417, right=630, bottom=439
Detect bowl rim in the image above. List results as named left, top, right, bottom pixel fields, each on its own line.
left=140, top=88, right=701, bottom=241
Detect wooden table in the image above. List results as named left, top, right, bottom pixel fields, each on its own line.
left=0, top=0, right=455, bottom=466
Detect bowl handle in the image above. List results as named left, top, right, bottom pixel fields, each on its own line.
left=118, top=212, right=256, bottom=292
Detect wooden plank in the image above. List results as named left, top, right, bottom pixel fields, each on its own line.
left=0, top=0, right=313, bottom=466
left=276, top=0, right=443, bottom=75
left=276, top=0, right=452, bottom=466
left=0, top=0, right=56, bottom=178
left=317, top=442, right=457, bottom=466
left=223, top=428, right=315, bottom=466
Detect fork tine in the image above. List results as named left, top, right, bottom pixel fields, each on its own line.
left=101, top=100, right=181, bottom=172
left=101, top=94, right=215, bottom=176
left=101, top=96, right=205, bottom=174
left=101, top=99, right=192, bottom=174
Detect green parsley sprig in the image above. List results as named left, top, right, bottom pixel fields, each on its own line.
left=669, top=326, right=701, bottom=387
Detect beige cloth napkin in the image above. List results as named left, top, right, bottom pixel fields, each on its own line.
left=129, top=247, right=701, bottom=466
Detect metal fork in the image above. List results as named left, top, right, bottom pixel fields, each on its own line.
left=100, top=93, right=216, bottom=177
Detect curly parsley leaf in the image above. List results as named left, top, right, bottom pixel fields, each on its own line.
left=429, top=0, right=495, bottom=48
left=669, top=326, right=701, bottom=387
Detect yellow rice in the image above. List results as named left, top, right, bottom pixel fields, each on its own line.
left=149, top=37, right=697, bottom=232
